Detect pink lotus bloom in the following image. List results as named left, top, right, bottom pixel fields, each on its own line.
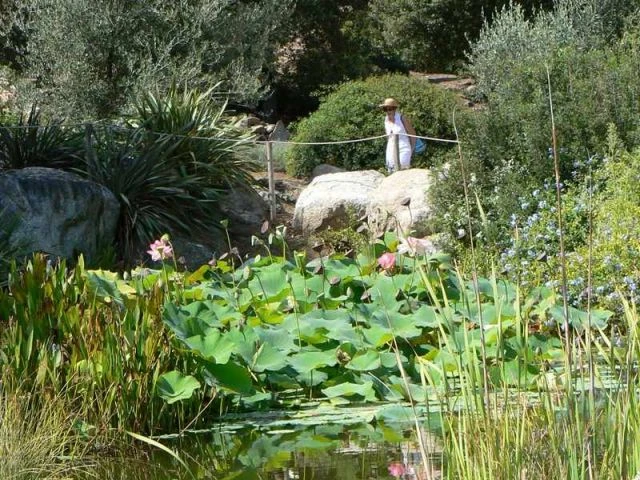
left=377, top=252, right=396, bottom=270
left=147, top=237, right=173, bottom=262
left=388, top=462, right=406, bottom=477
left=397, top=236, right=433, bottom=256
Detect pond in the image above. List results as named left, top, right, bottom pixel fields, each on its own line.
left=96, top=405, right=443, bottom=479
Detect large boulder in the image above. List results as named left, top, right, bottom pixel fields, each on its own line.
left=0, top=167, right=120, bottom=261
left=367, top=169, right=435, bottom=238
left=293, top=170, right=384, bottom=235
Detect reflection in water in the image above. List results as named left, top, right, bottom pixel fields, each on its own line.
left=130, top=420, right=443, bottom=479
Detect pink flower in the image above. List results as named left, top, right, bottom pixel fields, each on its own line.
left=147, top=236, right=173, bottom=262
left=377, top=252, right=396, bottom=270
left=397, top=236, right=433, bottom=256
left=388, top=462, right=406, bottom=477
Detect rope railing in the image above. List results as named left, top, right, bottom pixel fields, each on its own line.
left=0, top=122, right=459, bottom=145
left=0, top=122, right=460, bottom=221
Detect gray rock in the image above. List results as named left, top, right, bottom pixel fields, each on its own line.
left=367, top=169, right=435, bottom=238
left=268, top=120, right=290, bottom=142
left=0, top=167, right=119, bottom=261
left=293, top=170, right=384, bottom=234
left=219, top=185, right=268, bottom=228
left=170, top=237, right=222, bottom=271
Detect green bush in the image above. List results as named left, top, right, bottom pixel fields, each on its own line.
left=285, top=73, right=462, bottom=177
left=75, top=85, right=260, bottom=265
left=434, top=1, right=640, bottom=261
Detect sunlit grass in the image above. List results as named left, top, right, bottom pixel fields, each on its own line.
left=0, top=390, right=93, bottom=479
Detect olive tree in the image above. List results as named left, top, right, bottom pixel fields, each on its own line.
left=20, top=0, right=292, bottom=119
left=367, top=0, right=554, bottom=72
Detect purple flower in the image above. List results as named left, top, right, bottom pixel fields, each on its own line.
left=147, top=236, right=173, bottom=262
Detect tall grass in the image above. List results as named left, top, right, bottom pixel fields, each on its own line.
left=426, top=288, right=640, bottom=479
left=402, top=72, right=640, bottom=480
left=0, top=390, right=92, bottom=479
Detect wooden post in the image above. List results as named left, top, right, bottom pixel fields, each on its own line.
left=266, top=141, right=276, bottom=222
left=393, top=133, right=400, bottom=171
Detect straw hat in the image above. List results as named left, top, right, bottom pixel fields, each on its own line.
left=379, top=98, right=399, bottom=109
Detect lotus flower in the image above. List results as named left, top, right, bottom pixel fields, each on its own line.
left=388, top=462, right=406, bottom=477
left=147, top=236, right=173, bottom=262
left=377, top=252, right=396, bottom=270
left=397, top=236, right=432, bottom=256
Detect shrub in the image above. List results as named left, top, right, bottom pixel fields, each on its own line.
left=130, top=84, right=259, bottom=190
left=434, top=1, right=640, bottom=261
left=81, top=126, right=220, bottom=266
left=285, top=73, right=462, bottom=177
left=76, top=85, right=260, bottom=265
left=0, top=105, right=81, bottom=171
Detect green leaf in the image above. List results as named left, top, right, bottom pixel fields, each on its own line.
left=204, top=361, right=253, bottom=394
left=321, top=381, right=376, bottom=401
left=370, top=311, right=422, bottom=339
left=184, top=330, right=235, bottom=363
left=252, top=343, right=289, bottom=372
left=346, top=350, right=381, bottom=371
left=156, top=371, right=201, bottom=404
left=411, top=305, right=443, bottom=328
left=550, top=306, right=612, bottom=331
left=248, top=263, right=289, bottom=300
left=369, top=275, right=401, bottom=310
left=85, top=270, right=124, bottom=307
left=362, top=325, right=394, bottom=347
left=289, top=350, right=338, bottom=374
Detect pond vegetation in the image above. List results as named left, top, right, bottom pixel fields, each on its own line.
left=2, top=223, right=640, bottom=478
left=2, top=1, right=640, bottom=478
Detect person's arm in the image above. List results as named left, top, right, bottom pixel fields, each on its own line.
left=402, top=115, right=417, bottom=151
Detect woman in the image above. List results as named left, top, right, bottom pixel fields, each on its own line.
left=380, top=98, right=416, bottom=172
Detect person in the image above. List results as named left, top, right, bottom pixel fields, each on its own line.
left=380, top=98, right=416, bottom=172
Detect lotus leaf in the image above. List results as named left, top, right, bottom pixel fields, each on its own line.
left=346, top=350, right=381, bottom=371
left=204, top=361, right=253, bottom=394
left=489, top=359, right=539, bottom=387
left=296, top=370, right=329, bottom=386
left=254, top=326, right=299, bottom=354
left=369, top=310, right=422, bottom=339
left=255, top=302, right=286, bottom=324
left=549, top=305, right=612, bottom=331
left=289, top=350, right=338, bottom=374
left=321, top=381, right=376, bottom=401
left=184, top=330, right=235, bottom=363
left=85, top=270, right=126, bottom=308
left=252, top=343, right=289, bottom=372
left=307, top=258, right=362, bottom=280
left=247, top=263, right=290, bottom=300
left=369, top=275, right=401, bottom=310
left=157, top=371, right=201, bottom=404
left=163, top=302, right=218, bottom=339
left=362, top=325, right=394, bottom=347
left=411, top=305, right=443, bottom=329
